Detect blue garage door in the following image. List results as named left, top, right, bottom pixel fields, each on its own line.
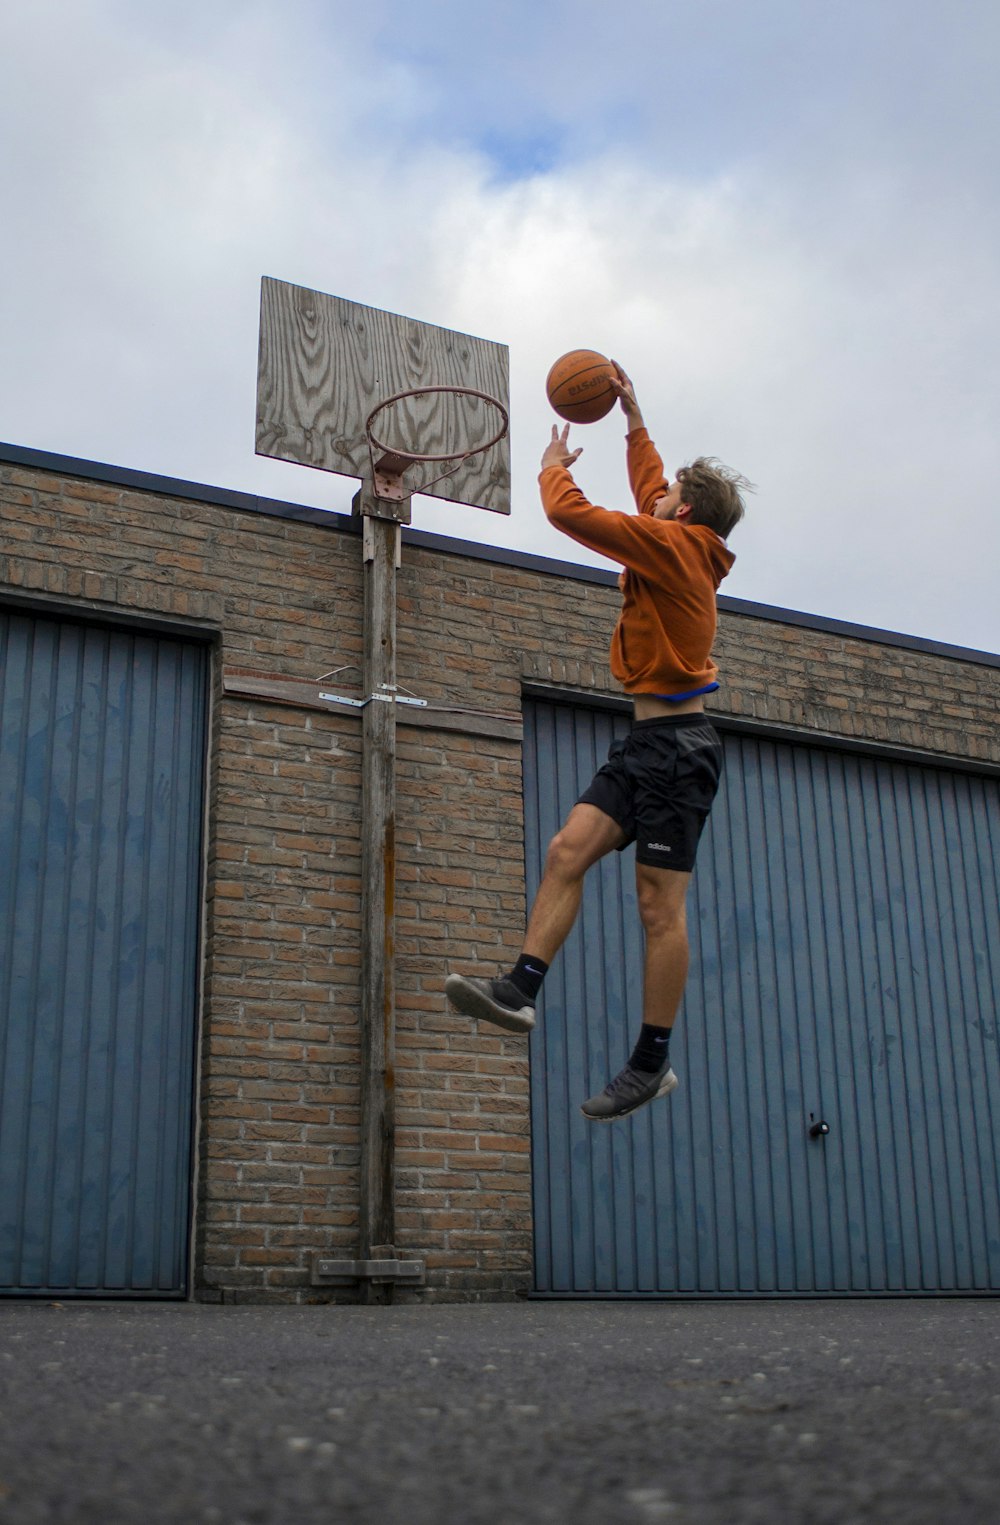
left=525, top=698, right=1000, bottom=1296
left=0, top=611, right=208, bottom=1296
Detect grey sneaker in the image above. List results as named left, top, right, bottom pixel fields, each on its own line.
left=581, top=1061, right=678, bottom=1121
left=445, top=973, right=536, bottom=1034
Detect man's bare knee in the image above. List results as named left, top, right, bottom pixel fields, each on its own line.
left=544, top=828, right=588, bottom=883
left=544, top=805, right=624, bottom=883
left=636, top=868, right=690, bottom=936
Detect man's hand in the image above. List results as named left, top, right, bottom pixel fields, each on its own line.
left=610, top=360, right=644, bottom=429
left=541, top=423, right=583, bottom=472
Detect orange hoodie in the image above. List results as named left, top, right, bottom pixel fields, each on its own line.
left=539, top=428, right=735, bottom=698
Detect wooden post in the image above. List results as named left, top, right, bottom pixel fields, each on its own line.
left=357, top=504, right=404, bottom=1305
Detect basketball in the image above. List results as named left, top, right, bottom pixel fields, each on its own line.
left=545, top=350, right=617, bottom=424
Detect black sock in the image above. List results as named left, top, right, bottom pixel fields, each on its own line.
left=630, top=1023, right=671, bottom=1073
left=506, top=953, right=549, bottom=1001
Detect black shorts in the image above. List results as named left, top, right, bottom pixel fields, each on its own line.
left=576, top=715, right=723, bottom=871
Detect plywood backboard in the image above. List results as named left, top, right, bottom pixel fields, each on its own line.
left=255, top=278, right=510, bottom=514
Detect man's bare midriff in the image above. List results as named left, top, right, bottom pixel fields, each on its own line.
left=632, top=694, right=707, bottom=721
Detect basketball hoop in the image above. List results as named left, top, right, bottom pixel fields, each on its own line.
left=365, top=385, right=509, bottom=503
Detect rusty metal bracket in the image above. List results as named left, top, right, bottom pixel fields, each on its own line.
left=372, top=454, right=412, bottom=501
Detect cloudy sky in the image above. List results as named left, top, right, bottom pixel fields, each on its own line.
left=2, top=0, right=998, bottom=652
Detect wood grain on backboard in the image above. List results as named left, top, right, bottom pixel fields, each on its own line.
left=255, top=278, right=510, bottom=514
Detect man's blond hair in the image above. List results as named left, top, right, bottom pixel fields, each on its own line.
left=677, top=457, right=752, bottom=540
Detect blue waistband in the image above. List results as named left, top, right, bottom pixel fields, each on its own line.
left=652, top=682, right=720, bottom=703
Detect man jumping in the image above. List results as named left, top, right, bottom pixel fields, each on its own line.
left=446, top=363, right=750, bottom=1121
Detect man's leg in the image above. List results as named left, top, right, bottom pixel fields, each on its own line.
left=446, top=803, right=625, bottom=1032
left=581, top=863, right=691, bottom=1121
left=635, top=863, right=692, bottom=1030
left=581, top=714, right=721, bottom=1120
left=521, top=803, right=627, bottom=963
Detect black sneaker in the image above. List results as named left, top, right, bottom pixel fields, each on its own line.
left=445, top=973, right=536, bottom=1034
left=581, top=1061, right=678, bottom=1121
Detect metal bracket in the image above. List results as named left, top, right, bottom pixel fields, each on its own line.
left=318, top=692, right=366, bottom=708
left=372, top=455, right=412, bottom=501
left=351, top=485, right=412, bottom=526
left=371, top=685, right=428, bottom=709
left=317, top=683, right=428, bottom=711
left=311, top=1247, right=426, bottom=1288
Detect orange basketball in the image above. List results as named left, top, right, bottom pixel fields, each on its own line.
left=545, top=350, right=617, bottom=424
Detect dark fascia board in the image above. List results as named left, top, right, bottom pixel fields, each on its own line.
left=0, top=587, right=220, bottom=644
left=2, top=439, right=998, bottom=671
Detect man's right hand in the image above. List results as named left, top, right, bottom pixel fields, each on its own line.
left=610, top=360, right=644, bottom=429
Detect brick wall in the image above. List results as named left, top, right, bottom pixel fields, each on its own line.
left=2, top=450, right=998, bottom=1302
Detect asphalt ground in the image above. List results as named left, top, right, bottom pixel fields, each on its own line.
left=0, top=1298, right=997, bottom=1524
